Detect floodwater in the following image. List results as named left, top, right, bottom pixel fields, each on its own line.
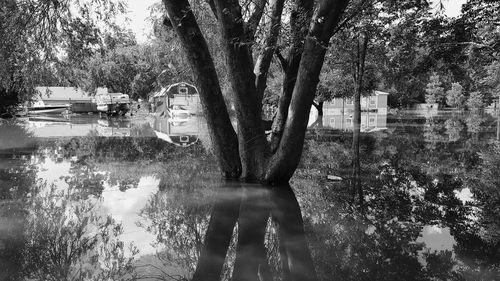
left=0, top=109, right=499, bottom=281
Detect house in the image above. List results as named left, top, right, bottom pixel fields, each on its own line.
left=323, top=90, right=389, bottom=115
left=34, top=86, right=108, bottom=113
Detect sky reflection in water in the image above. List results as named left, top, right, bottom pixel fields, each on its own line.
left=0, top=110, right=499, bottom=280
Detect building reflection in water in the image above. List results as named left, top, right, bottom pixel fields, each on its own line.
left=150, top=114, right=207, bottom=147
left=309, top=102, right=387, bottom=132
left=24, top=116, right=133, bottom=138
left=145, top=181, right=318, bottom=281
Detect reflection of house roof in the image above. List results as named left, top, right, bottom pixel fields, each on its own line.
left=154, top=130, right=199, bottom=147
left=35, top=87, right=108, bottom=101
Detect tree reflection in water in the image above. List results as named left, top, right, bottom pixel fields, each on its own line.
left=23, top=186, right=138, bottom=281
left=141, top=181, right=317, bottom=281
left=2, top=113, right=500, bottom=280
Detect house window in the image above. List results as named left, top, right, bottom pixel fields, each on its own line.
left=369, top=98, right=376, bottom=107
left=369, top=117, right=375, bottom=125
left=346, top=118, right=353, bottom=126
left=346, top=99, right=353, bottom=105
left=330, top=118, right=335, bottom=126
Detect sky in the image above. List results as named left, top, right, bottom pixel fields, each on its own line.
left=124, top=0, right=468, bottom=44
left=124, top=0, right=158, bottom=43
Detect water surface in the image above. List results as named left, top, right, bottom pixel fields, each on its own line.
left=0, top=110, right=499, bottom=280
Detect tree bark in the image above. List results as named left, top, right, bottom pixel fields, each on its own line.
left=270, top=0, right=314, bottom=153
left=214, top=0, right=268, bottom=181
left=312, top=101, right=324, bottom=116
left=254, top=0, right=286, bottom=104
left=163, top=0, right=241, bottom=179
left=244, top=0, right=267, bottom=42
left=266, top=0, right=351, bottom=183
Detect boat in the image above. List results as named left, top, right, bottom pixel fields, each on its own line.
left=95, top=93, right=130, bottom=116
left=27, top=100, right=68, bottom=115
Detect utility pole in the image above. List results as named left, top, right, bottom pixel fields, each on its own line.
left=497, top=99, right=499, bottom=140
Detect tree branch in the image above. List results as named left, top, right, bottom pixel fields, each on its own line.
left=254, top=0, right=286, bottom=105
left=245, top=0, right=267, bottom=41
left=266, top=0, right=351, bottom=183
left=275, top=49, right=288, bottom=72
left=332, top=0, right=372, bottom=36
left=205, top=0, right=218, bottom=20
left=269, top=0, right=314, bottom=153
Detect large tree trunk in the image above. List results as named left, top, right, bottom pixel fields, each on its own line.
left=265, top=0, right=351, bottom=183
left=214, top=0, right=268, bottom=181
left=163, top=0, right=241, bottom=179
left=270, top=0, right=314, bottom=153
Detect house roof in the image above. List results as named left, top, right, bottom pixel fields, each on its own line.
left=165, top=82, right=198, bottom=96
left=374, top=90, right=389, bottom=96
left=35, top=87, right=108, bottom=101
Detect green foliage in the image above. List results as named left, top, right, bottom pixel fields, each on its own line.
left=0, top=0, right=127, bottom=113
left=466, top=91, right=484, bottom=110
left=317, top=68, right=354, bottom=102
left=444, top=118, right=464, bottom=142
left=481, top=61, right=500, bottom=97
left=425, top=73, right=445, bottom=104
left=446, top=82, right=465, bottom=108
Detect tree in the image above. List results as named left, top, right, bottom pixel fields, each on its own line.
left=446, top=82, right=465, bottom=108
left=162, top=0, right=351, bottom=280
left=466, top=91, right=484, bottom=110
left=425, top=73, right=445, bottom=104
left=0, top=0, right=127, bottom=115
left=460, top=0, right=500, bottom=100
